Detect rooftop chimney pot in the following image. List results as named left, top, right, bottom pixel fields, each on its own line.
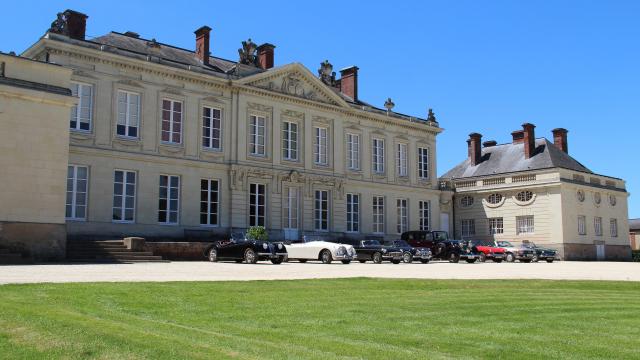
left=522, top=123, right=536, bottom=159
left=49, top=9, right=88, bottom=41
left=339, top=66, right=359, bottom=101
left=256, top=43, right=276, bottom=70
left=194, top=26, right=211, bottom=65
left=552, top=128, right=569, bottom=154
left=468, top=133, right=483, bottom=166
left=483, top=140, right=497, bottom=148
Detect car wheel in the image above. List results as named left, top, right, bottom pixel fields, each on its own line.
left=271, top=256, right=284, bottom=264
left=244, top=248, right=258, bottom=264
left=208, top=248, right=218, bottom=262
left=298, top=259, right=308, bottom=263
left=358, top=260, right=367, bottom=263
left=341, top=260, right=351, bottom=264
left=420, top=259, right=430, bottom=264
left=466, top=258, right=477, bottom=263
left=372, top=252, right=383, bottom=264
left=505, top=253, right=515, bottom=262
left=546, top=259, right=554, bottom=263
left=320, top=249, right=333, bottom=264
left=449, top=253, right=460, bottom=263
left=494, top=259, right=503, bottom=263
left=479, top=253, right=487, bottom=262
left=403, top=252, right=413, bottom=263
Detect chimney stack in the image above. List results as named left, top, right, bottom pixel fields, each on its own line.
left=552, top=128, right=568, bottom=154
left=511, top=130, right=525, bottom=144
left=257, top=43, right=276, bottom=70
left=49, top=10, right=88, bottom=40
left=194, top=26, right=211, bottom=65
left=468, top=133, right=482, bottom=166
left=483, top=140, right=497, bottom=148
left=522, top=123, right=536, bottom=159
left=339, top=66, right=359, bottom=101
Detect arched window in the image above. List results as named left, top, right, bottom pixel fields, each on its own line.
left=487, top=193, right=503, bottom=204
left=516, top=191, right=533, bottom=202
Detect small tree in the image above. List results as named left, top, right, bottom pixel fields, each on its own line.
left=246, top=226, right=269, bottom=241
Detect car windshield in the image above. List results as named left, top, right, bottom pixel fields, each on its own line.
left=433, top=231, right=449, bottom=241
left=497, top=241, right=513, bottom=247
left=394, top=240, right=410, bottom=247
left=362, top=240, right=381, bottom=246
left=230, top=233, right=246, bottom=243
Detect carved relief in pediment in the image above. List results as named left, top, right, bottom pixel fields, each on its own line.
left=249, top=71, right=339, bottom=106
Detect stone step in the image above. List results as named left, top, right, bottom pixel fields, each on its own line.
left=67, top=251, right=155, bottom=257
left=69, top=258, right=169, bottom=263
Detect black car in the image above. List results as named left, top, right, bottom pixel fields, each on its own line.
left=385, top=240, right=432, bottom=263
left=401, top=231, right=480, bottom=263
left=204, top=232, right=288, bottom=264
left=522, top=241, right=558, bottom=263
left=338, top=239, right=404, bottom=264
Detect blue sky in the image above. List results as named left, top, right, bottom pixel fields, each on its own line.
left=3, top=1, right=639, bottom=217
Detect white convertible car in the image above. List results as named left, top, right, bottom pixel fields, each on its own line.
left=284, top=236, right=356, bottom=264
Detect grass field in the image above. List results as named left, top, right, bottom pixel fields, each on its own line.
left=1, top=279, right=639, bottom=359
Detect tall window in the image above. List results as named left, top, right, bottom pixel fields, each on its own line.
left=314, top=127, right=328, bottom=165
left=116, top=90, right=139, bottom=138
left=284, top=187, right=299, bottom=229
left=461, top=219, right=475, bottom=237
left=418, top=147, right=429, bottom=179
left=282, top=121, right=298, bottom=161
left=396, top=199, right=408, bottom=234
left=113, top=170, right=136, bottom=222
left=346, top=133, right=360, bottom=170
left=578, top=215, right=587, bottom=235
left=314, top=190, right=329, bottom=231
left=610, top=218, right=618, bottom=237
left=158, top=175, right=179, bottom=224
left=250, top=115, right=266, bottom=156
left=200, top=179, right=219, bottom=226
left=373, top=196, right=385, bottom=233
left=419, top=201, right=430, bottom=231
left=161, top=99, right=182, bottom=144
left=396, top=143, right=408, bottom=177
left=249, top=183, right=266, bottom=226
left=372, top=138, right=385, bottom=173
left=516, top=216, right=534, bottom=234
left=66, top=165, right=88, bottom=220
left=70, top=82, right=93, bottom=131
left=202, top=107, right=222, bottom=150
left=346, top=193, right=360, bottom=232
left=594, top=217, right=603, bottom=236
left=489, top=217, right=504, bottom=235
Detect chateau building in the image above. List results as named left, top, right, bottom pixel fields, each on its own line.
left=440, top=124, right=631, bottom=261
left=1, top=10, right=448, bottom=259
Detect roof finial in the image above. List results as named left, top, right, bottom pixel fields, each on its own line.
left=384, top=97, right=395, bottom=114
left=427, top=108, right=437, bottom=122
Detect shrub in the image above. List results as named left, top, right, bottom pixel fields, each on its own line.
left=632, top=250, right=640, bottom=262
left=246, top=226, right=269, bottom=242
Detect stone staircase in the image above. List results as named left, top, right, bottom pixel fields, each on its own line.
left=0, top=247, right=31, bottom=264
left=66, top=239, right=167, bottom=263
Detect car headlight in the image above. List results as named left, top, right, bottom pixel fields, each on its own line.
left=382, top=248, right=387, bottom=253
left=262, top=243, right=268, bottom=250
left=336, top=246, right=346, bottom=256
left=277, top=243, right=283, bottom=250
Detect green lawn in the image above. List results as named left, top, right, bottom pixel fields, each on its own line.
left=1, top=279, right=639, bottom=359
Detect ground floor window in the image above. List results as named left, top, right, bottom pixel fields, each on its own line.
left=578, top=215, right=587, bottom=235
left=489, top=217, right=503, bottom=235
left=346, top=193, right=360, bottom=232
left=418, top=201, right=430, bottom=231
left=396, top=199, right=408, bottom=234
left=610, top=218, right=618, bottom=237
left=113, top=170, right=136, bottom=222
left=284, top=187, right=299, bottom=229
left=158, top=175, right=180, bottom=224
left=516, top=216, right=534, bottom=234
left=66, top=165, right=88, bottom=220
left=249, top=183, right=266, bottom=227
left=200, top=179, right=219, bottom=226
left=373, top=196, right=385, bottom=233
left=461, top=219, right=475, bottom=237
left=314, top=190, right=329, bottom=231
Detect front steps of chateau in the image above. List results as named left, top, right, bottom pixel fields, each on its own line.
left=67, top=239, right=167, bottom=263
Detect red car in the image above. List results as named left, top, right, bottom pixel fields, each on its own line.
left=468, top=240, right=505, bottom=263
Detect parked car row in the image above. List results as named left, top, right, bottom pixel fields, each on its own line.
left=203, top=231, right=559, bottom=265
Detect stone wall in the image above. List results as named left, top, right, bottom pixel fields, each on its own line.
left=0, top=222, right=66, bottom=261
left=144, top=241, right=212, bottom=261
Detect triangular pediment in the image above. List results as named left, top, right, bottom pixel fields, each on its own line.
left=236, top=63, right=350, bottom=108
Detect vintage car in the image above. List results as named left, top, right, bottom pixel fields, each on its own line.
left=493, top=240, right=536, bottom=263
left=384, top=240, right=432, bottom=263
left=401, top=231, right=479, bottom=263
left=468, top=240, right=505, bottom=263
left=522, top=241, right=558, bottom=263
left=337, top=239, right=404, bottom=264
left=284, top=235, right=356, bottom=264
left=204, top=232, right=288, bottom=264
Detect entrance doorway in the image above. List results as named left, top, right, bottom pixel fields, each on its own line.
left=596, top=244, right=605, bottom=261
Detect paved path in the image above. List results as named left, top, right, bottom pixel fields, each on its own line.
left=1, top=261, right=639, bottom=284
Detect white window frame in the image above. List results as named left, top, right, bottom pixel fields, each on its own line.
left=396, top=198, right=408, bottom=234
left=250, top=115, right=266, bottom=156
left=372, top=196, right=385, bottom=234
left=460, top=196, right=474, bottom=207
left=461, top=219, right=475, bottom=237
left=397, top=143, right=408, bottom=177
left=202, top=106, right=222, bottom=151
left=282, top=121, right=298, bottom=161
left=578, top=215, right=587, bottom=235
left=66, top=165, right=88, bottom=220
left=594, top=217, right=603, bottom=236
left=419, top=200, right=430, bottom=231
left=610, top=218, right=618, bottom=237
left=372, top=138, right=385, bottom=174
left=70, top=82, right=93, bottom=131
left=158, top=175, right=180, bottom=225
left=284, top=187, right=299, bottom=229
left=489, top=217, right=504, bottom=235
left=112, top=169, right=136, bottom=223
left=346, top=133, right=360, bottom=170
left=314, top=126, right=328, bottom=165
left=418, top=147, right=429, bottom=179
left=516, top=216, right=534, bottom=234
left=161, top=99, right=182, bottom=144
left=249, top=183, right=266, bottom=227
left=314, top=190, right=329, bottom=231
left=346, top=193, right=360, bottom=233
left=116, top=90, right=140, bottom=138
left=200, top=179, right=220, bottom=227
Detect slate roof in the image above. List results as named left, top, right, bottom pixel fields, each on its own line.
left=441, top=138, right=592, bottom=179
left=630, top=219, right=640, bottom=231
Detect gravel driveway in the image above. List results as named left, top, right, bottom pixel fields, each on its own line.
left=1, top=261, right=639, bottom=284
